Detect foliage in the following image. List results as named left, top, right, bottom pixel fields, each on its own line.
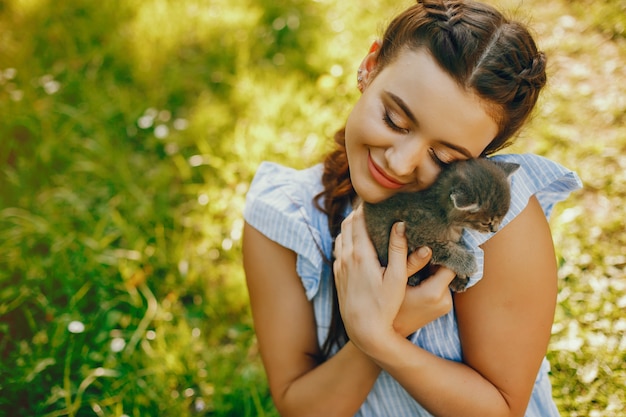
left=505, top=1, right=626, bottom=415
left=0, top=0, right=624, bottom=416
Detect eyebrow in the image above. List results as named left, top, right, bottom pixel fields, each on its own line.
left=384, top=90, right=473, bottom=158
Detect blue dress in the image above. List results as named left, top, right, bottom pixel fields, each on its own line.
left=244, top=153, right=582, bottom=416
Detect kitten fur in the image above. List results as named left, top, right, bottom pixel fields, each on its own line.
left=363, top=158, right=519, bottom=292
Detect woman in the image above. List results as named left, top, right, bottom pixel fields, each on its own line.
left=243, top=1, right=582, bottom=416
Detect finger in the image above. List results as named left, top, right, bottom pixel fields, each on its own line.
left=333, top=233, right=343, bottom=287
left=404, top=266, right=455, bottom=301
left=350, top=205, right=369, bottom=241
left=384, top=222, right=409, bottom=283
left=405, top=266, right=456, bottom=315
left=406, top=246, right=432, bottom=277
left=348, top=207, right=379, bottom=262
left=339, top=212, right=354, bottom=253
left=333, top=233, right=342, bottom=260
left=341, top=211, right=354, bottom=236
left=419, top=266, right=456, bottom=290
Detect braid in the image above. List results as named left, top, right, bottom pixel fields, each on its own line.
left=468, top=20, right=547, bottom=154
left=422, top=0, right=464, bottom=27
left=377, top=0, right=547, bottom=155
left=314, top=129, right=354, bottom=239
left=314, top=128, right=354, bottom=357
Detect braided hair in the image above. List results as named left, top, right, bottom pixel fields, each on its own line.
left=315, top=0, right=547, bottom=357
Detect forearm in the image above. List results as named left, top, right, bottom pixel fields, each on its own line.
left=367, top=333, right=517, bottom=417
left=275, top=341, right=381, bottom=417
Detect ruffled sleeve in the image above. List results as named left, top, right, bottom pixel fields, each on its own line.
left=243, top=162, right=328, bottom=300
left=460, top=153, right=583, bottom=290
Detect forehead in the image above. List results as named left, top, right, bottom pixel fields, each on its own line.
left=372, top=49, right=498, bottom=156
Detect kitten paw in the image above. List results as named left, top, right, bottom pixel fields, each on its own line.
left=449, top=275, right=470, bottom=292
left=407, top=268, right=431, bottom=286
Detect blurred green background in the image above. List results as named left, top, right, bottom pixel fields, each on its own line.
left=0, top=0, right=624, bottom=416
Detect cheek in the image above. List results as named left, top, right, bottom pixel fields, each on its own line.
left=345, top=101, right=367, bottom=140
left=418, top=168, right=441, bottom=189
left=344, top=108, right=373, bottom=166
left=345, top=94, right=382, bottom=139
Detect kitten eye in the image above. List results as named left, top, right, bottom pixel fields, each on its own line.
left=481, top=221, right=492, bottom=229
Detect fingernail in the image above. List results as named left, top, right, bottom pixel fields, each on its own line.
left=417, top=246, right=430, bottom=258
left=395, top=222, right=405, bottom=237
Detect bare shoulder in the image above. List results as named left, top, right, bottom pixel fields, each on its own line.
left=454, top=196, right=558, bottom=415
left=242, top=222, right=320, bottom=397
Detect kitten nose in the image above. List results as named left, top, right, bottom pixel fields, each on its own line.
left=489, top=223, right=499, bottom=233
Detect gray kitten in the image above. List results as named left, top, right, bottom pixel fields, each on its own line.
left=363, top=158, right=519, bottom=292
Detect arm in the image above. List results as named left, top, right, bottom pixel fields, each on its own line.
left=243, top=218, right=446, bottom=416
left=339, top=197, right=557, bottom=417
left=243, top=222, right=379, bottom=417
left=454, top=195, right=558, bottom=414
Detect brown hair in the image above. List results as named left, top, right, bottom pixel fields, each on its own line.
left=316, top=0, right=547, bottom=357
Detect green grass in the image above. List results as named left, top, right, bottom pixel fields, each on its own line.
left=0, top=0, right=624, bottom=416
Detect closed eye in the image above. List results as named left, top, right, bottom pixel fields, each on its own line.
left=382, top=98, right=469, bottom=168
left=382, top=110, right=408, bottom=133
left=428, top=148, right=460, bottom=167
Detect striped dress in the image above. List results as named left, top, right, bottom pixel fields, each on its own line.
left=244, top=153, right=582, bottom=416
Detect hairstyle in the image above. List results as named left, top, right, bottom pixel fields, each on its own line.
left=315, top=0, right=547, bottom=358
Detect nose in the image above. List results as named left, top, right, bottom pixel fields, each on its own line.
left=384, top=136, right=432, bottom=179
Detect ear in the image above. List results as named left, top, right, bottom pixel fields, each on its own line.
left=357, top=40, right=381, bottom=91
left=450, top=192, right=480, bottom=213
left=494, top=161, right=520, bottom=180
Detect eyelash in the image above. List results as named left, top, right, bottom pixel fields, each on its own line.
left=382, top=110, right=407, bottom=133
left=428, top=148, right=452, bottom=167
left=383, top=109, right=453, bottom=167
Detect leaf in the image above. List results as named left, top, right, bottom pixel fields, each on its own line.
left=24, top=358, right=56, bottom=383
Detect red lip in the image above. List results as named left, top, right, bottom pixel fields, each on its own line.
left=367, top=153, right=404, bottom=189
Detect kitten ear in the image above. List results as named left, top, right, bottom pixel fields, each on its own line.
left=494, top=161, right=520, bottom=179
left=450, top=192, right=480, bottom=213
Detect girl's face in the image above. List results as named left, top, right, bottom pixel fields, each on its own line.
left=345, top=48, right=499, bottom=203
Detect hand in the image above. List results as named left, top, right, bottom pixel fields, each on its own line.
left=393, top=264, right=456, bottom=337
left=333, top=206, right=444, bottom=352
